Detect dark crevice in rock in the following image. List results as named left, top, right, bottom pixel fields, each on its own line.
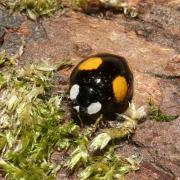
left=150, top=74, right=180, bottom=80
left=0, top=30, right=5, bottom=47
left=136, top=70, right=180, bottom=80
left=122, top=4, right=180, bottom=53
left=129, top=140, right=147, bottom=148
left=151, top=162, right=176, bottom=180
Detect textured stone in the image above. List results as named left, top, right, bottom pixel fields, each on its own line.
left=164, top=54, right=180, bottom=77
left=160, top=79, right=180, bottom=116
left=0, top=1, right=179, bottom=179
left=133, top=72, right=162, bottom=106
left=0, top=7, right=46, bottom=56
left=133, top=118, right=180, bottom=178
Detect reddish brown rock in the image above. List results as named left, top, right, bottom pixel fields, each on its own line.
left=133, top=118, right=180, bottom=178
left=127, top=162, right=175, bottom=180
left=164, top=55, right=180, bottom=77
left=117, top=117, right=180, bottom=179
left=0, top=1, right=179, bottom=179
left=21, top=10, right=177, bottom=76
left=160, top=79, right=180, bottom=116
left=133, top=72, right=162, bottom=106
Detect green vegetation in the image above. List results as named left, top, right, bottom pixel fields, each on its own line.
left=0, top=51, right=69, bottom=179
left=148, top=101, right=177, bottom=122
left=4, top=0, right=138, bottom=20
left=0, top=50, right=142, bottom=179
left=73, top=0, right=87, bottom=9
left=7, top=0, right=62, bottom=20
left=79, top=149, right=139, bottom=180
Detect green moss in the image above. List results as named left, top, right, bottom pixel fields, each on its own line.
left=0, top=51, right=68, bottom=179
left=148, top=101, right=177, bottom=122
left=79, top=148, right=140, bottom=180
left=7, top=0, right=62, bottom=20
left=74, top=0, right=87, bottom=7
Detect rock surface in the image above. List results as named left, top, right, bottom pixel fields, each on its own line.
left=124, top=117, right=180, bottom=179
left=0, top=1, right=179, bottom=179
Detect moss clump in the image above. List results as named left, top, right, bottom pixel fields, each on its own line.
left=148, top=101, right=178, bottom=122
left=0, top=51, right=71, bottom=179
left=7, top=0, right=62, bottom=20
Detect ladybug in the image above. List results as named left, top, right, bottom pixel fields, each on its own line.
left=69, top=53, right=133, bottom=123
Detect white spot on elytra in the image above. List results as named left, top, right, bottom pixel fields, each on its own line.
left=87, top=102, right=102, bottom=115
left=73, top=106, right=80, bottom=112
left=70, top=84, right=79, bottom=100
left=95, top=78, right=101, bottom=83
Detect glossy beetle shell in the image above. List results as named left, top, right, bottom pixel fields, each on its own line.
left=69, top=53, right=133, bottom=123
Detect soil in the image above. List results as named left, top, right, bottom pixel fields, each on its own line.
left=0, top=0, right=179, bottom=179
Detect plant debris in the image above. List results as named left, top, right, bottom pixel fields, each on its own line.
left=148, top=100, right=178, bottom=122
left=90, top=103, right=146, bottom=151
left=79, top=149, right=140, bottom=180
left=70, top=0, right=138, bottom=17
left=0, top=51, right=143, bottom=179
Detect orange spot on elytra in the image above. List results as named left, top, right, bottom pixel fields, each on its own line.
left=112, top=76, right=128, bottom=102
left=79, top=57, right=102, bottom=70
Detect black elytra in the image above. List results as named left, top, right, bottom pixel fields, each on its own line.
left=69, top=53, right=133, bottom=123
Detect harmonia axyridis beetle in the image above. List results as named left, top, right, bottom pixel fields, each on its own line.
left=69, top=53, right=133, bottom=123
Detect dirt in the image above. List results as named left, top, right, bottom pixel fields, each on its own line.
left=0, top=1, right=180, bottom=179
